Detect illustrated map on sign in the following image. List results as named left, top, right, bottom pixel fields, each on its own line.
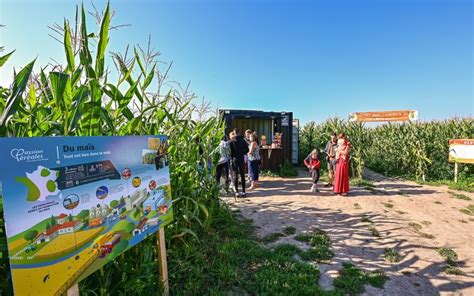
left=0, top=136, right=173, bottom=296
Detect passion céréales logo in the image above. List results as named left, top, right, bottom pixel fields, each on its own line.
left=10, top=148, right=47, bottom=162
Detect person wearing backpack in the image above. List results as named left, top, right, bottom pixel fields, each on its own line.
left=304, top=149, right=321, bottom=193
left=248, top=132, right=261, bottom=190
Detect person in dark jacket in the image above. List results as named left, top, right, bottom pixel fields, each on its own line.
left=229, top=128, right=249, bottom=197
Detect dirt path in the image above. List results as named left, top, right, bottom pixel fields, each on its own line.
left=224, top=170, right=474, bottom=296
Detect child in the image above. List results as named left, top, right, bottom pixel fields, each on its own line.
left=304, top=149, right=321, bottom=193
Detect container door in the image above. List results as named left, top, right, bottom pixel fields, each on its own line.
left=292, top=119, right=299, bottom=164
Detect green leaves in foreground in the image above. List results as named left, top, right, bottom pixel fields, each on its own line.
left=0, top=50, right=15, bottom=68
left=333, top=262, right=387, bottom=295
left=0, top=59, right=35, bottom=131
left=296, top=229, right=334, bottom=263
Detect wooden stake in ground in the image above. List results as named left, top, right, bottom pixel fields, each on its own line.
left=454, top=162, right=458, bottom=183
left=157, top=228, right=169, bottom=296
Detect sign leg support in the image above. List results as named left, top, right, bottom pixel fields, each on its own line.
left=66, top=284, right=79, bottom=296
left=157, top=228, right=169, bottom=296
left=454, top=162, right=458, bottom=183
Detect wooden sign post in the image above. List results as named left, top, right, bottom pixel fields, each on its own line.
left=157, top=228, right=170, bottom=296
left=66, top=284, right=80, bottom=296
left=454, top=162, right=458, bottom=183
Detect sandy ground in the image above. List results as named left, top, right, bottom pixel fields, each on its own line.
left=224, top=169, right=474, bottom=296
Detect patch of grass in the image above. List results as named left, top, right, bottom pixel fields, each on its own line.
left=294, top=233, right=313, bottom=243
left=434, top=201, right=442, bottom=204
left=283, top=226, right=296, bottom=235
left=366, top=270, right=387, bottom=289
left=383, top=202, right=394, bottom=208
left=261, top=232, right=285, bottom=244
left=300, top=247, right=334, bottom=263
left=418, top=179, right=474, bottom=193
left=384, top=248, right=401, bottom=263
left=273, top=244, right=301, bottom=258
left=408, top=222, right=434, bottom=239
left=437, top=248, right=458, bottom=265
left=437, top=247, right=463, bottom=275
left=295, top=229, right=334, bottom=263
left=333, top=262, right=387, bottom=295
left=354, top=203, right=362, bottom=209
left=368, top=224, right=380, bottom=237
left=419, top=232, right=435, bottom=239
left=421, top=221, right=432, bottom=226
left=460, top=204, right=474, bottom=216
left=459, top=219, right=468, bottom=223
left=260, top=170, right=278, bottom=178
left=409, top=222, right=422, bottom=231
left=444, top=265, right=464, bottom=275
left=244, top=254, right=324, bottom=295
left=448, top=191, right=471, bottom=201
left=448, top=181, right=474, bottom=193
left=396, top=211, right=407, bottom=215
left=361, top=215, right=373, bottom=223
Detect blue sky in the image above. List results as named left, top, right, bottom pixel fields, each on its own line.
left=0, top=0, right=472, bottom=123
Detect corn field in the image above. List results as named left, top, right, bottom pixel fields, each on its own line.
left=0, top=3, right=224, bottom=295
left=299, top=118, right=474, bottom=182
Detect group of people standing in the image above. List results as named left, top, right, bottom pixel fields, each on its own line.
left=304, top=133, right=351, bottom=195
left=215, top=130, right=351, bottom=197
left=216, top=128, right=261, bottom=197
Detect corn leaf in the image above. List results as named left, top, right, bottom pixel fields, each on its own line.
left=0, top=59, right=35, bottom=126
left=63, top=19, right=75, bottom=73
left=0, top=50, right=15, bottom=68
left=95, top=1, right=110, bottom=77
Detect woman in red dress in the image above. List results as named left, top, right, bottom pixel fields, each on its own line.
left=334, top=133, right=351, bottom=195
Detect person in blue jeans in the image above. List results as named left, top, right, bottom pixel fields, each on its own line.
left=248, top=133, right=261, bottom=190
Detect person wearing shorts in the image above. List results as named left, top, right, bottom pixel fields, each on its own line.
left=325, top=133, right=338, bottom=187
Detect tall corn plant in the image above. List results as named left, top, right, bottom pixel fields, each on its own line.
left=0, top=3, right=224, bottom=295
